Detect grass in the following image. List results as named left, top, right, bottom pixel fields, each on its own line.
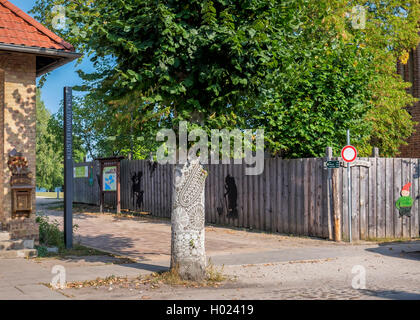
left=36, top=192, right=63, bottom=198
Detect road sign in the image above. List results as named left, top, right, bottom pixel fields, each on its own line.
left=341, top=145, right=357, bottom=163
left=324, top=160, right=340, bottom=169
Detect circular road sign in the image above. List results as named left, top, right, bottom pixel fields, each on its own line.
left=341, top=145, right=358, bottom=163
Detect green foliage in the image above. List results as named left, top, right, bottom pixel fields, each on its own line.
left=36, top=90, right=87, bottom=190
left=48, top=98, right=88, bottom=162
left=36, top=214, right=79, bottom=256
left=36, top=214, right=65, bottom=249
left=30, top=0, right=420, bottom=158
left=36, top=90, right=64, bottom=190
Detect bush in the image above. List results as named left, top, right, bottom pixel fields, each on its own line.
left=36, top=214, right=65, bottom=250
left=36, top=214, right=79, bottom=250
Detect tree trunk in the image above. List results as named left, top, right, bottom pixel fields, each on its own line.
left=171, top=160, right=207, bottom=280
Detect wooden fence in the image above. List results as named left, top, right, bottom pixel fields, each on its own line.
left=73, top=157, right=420, bottom=241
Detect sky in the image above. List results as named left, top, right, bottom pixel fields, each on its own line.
left=10, top=0, right=94, bottom=114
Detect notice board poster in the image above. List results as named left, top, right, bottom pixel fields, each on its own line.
left=74, top=166, right=88, bottom=178
left=103, top=166, right=117, bottom=191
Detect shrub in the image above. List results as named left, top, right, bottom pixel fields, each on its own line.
left=36, top=214, right=65, bottom=250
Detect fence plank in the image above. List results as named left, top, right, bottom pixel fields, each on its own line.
left=217, top=164, right=224, bottom=225
left=248, top=164, right=255, bottom=229
left=385, top=158, right=394, bottom=238
left=401, top=159, right=411, bottom=238
left=342, top=161, right=349, bottom=241
left=315, top=158, right=324, bottom=237
left=296, top=159, right=303, bottom=235
left=394, top=158, right=402, bottom=238
left=264, top=159, right=271, bottom=231
left=368, top=157, right=377, bottom=239
left=309, top=159, right=316, bottom=236
left=288, top=160, right=296, bottom=235
left=351, top=164, right=360, bottom=241
left=359, top=161, right=369, bottom=240
left=377, top=158, right=386, bottom=238
left=276, top=159, right=282, bottom=233
left=322, top=158, right=329, bottom=238
left=281, top=159, right=289, bottom=233
left=302, top=159, right=311, bottom=236
left=412, top=159, right=420, bottom=237
left=241, top=164, right=248, bottom=228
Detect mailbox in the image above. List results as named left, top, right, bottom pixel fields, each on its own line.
left=8, top=150, right=34, bottom=219
left=12, top=186, right=33, bottom=218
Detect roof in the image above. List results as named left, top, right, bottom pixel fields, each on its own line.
left=0, top=0, right=74, bottom=51
left=0, top=0, right=81, bottom=76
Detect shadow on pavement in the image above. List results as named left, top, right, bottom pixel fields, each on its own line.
left=365, top=240, right=420, bottom=262
left=76, top=233, right=169, bottom=260
left=361, top=289, right=420, bottom=300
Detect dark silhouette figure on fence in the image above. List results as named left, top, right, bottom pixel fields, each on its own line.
left=131, top=171, right=144, bottom=209
left=224, top=174, right=238, bottom=219
left=148, top=160, right=157, bottom=178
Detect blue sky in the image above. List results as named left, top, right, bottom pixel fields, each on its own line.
left=11, top=0, right=94, bottom=114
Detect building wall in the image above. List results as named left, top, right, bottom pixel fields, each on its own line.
left=0, top=69, right=3, bottom=227
left=398, top=47, right=420, bottom=158
left=0, top=52, right=38, bottom=240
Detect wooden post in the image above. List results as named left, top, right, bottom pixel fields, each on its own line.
left=99, top=162, right=104, bottom=213
left=332, top=167, right=341, bottom=241
left=372, top=147, right=379, bottom=158
left=116, top=162, right=121, bottom=214
left=326, top=147, right=333, bottom=240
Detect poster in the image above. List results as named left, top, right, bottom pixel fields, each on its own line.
left=74, top=166, right=88, bottom=178
left=103, top=166, right=117, bottom=191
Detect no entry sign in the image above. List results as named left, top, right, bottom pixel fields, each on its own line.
left=341, top=145, right=357, bottom=163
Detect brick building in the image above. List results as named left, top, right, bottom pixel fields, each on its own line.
left=398, top=46, right=420, bottom=158
left=0, top=0, right=80, bottom=257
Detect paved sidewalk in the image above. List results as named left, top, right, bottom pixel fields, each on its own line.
left=0, top=198, right=416, bottom=300
left=35, top=198, right=420, bottom=265
left=36, top=198, right=374, bottom=263
left=2, top=241, right=419, bottom=300
left=0, top=256, right=168, bottom=299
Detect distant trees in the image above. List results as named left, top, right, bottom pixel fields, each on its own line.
left=36, top=90, right=86, bottom=190
left=36, top=90, right=63, bottom=190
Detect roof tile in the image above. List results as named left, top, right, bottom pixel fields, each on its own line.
left=0, top=0, right=74, bottom=52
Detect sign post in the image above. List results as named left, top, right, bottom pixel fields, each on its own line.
left=341, top=131, right=358, bottom=243
left=96, top=157, right=124, bottom=214
left=64, top=87, right=73, bottom=249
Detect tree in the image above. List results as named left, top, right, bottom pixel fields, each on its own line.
left=36, top=90, right=64, bottom=190
left=252, top=0, right=420, bottom=157
left=48, top=99, right=89, bottom=163
left=31, top=0, right=420, bottom=157
left=31, top=0, right=309, bottom=145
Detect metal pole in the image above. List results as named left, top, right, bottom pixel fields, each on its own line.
left=64, top=87, right=73, bottom=249
left=347, top=130, right=352, bottom=243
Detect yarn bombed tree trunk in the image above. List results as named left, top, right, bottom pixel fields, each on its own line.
left=170, top=160, right=207, bottom=280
